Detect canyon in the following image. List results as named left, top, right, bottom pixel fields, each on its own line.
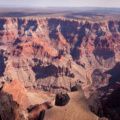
left=0, top=17, right=120, bottom=120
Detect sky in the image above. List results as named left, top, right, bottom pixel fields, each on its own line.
left=0, top=0, right=120, bottom=8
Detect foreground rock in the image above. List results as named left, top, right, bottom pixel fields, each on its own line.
left=2, top=79, right=29, bottom=109
left=101, top=86, right=120, bottom=120
left=0, top=80, right=55, bottom=120
left=55, top=93, right=70, bottom=106
left=44, top=85, right=98, bottom=120
left=1, top=79, right=54, bottom=109
left=0, top=92, right=28, bottom=120
left=28, top=102, right=52, bottom=120
left=87, top=94, right=103, bottom=117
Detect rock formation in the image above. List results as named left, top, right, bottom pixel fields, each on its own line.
left=0, top=92, right=27, bottom=120
left=0, top=17, right=120, bottom=119
left=0, top=80, right=54, bottom=120
left=28, top=102, right=52, bottom=120
left=100, top=82, right=120, bottom=120
left=1, top=79, right=29, bottom=109
left=55, top=93, right=70, bottom=106
left=43, top=85, right=98, bottom=120
left=0, top=18, right=120, bottom=94
left=87, top=94, right=103, bottom=117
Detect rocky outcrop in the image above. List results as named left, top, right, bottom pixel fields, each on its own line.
left=0, top=92, right=27, bottom=120
left=1, top=79, right=29, bottom=109
left=1, top=79, right=54, bottom=109
left=100, top=84, right=120, bottom=120
left=44, top=85, right=98, bottom=120
left=0, top=79, right=56, bottom=120
left=71, top=86, right=78, bottom=92
left=39, top=110, right=45, bottom=120
left=55, top=93, right=70, bottom=106
left=87, top=94, right=103, bottom=117
left=91, top=62, right=120, bottom=120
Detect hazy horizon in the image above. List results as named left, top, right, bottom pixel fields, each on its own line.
left=0, top=0, right=120, bottom=8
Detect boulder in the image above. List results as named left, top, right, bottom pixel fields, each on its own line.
left=71, top=86, right=78, bottom=92
left=55, top=93, right=70, bottom=106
